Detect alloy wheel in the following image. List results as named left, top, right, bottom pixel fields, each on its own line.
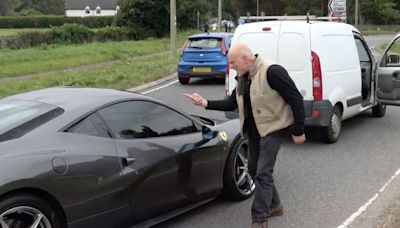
left=0, top=206, right=52, bottom=228
left=234, top=140, right=255, bottom=196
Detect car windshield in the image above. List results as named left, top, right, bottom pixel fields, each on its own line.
left=0, top=100, right=59, bottom=134
left=188, top=37, right=221, bottom=49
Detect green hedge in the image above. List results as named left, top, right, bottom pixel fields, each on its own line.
left=95, top=26, right=133, bottom=42
left=4, top=24, right=134, bottom=49
left=0, top=16, right=114, bottom=28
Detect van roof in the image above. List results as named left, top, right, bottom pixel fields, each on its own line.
left=237, top=21, right=359, bottom=34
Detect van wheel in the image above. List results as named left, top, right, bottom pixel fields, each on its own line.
left=223, top=137, right=255, bottom=200
left=178, top=77, right=190, bottom=85
left=322, top=105, right=342, bottom=144
left=372, top=103, right=386, bottom=117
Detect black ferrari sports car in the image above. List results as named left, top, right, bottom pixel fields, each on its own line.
left=0, top=87, right=254, bottom=228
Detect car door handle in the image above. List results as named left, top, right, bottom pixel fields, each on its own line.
left=122, top=157, right=136, bottom=166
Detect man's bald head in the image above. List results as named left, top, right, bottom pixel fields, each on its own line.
left=228, top=42, right=253, bottom=59
left=228, top=42, right=255, bottom=76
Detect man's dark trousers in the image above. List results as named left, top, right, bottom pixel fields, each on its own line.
left=247, top=127, right=288, bottom=223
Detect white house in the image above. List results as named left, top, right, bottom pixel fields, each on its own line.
left=65, top=0, right=119, bottom=17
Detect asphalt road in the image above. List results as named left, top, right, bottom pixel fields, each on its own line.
left=139, top=34, right=399, bottom=228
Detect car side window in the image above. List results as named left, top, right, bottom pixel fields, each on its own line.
left=67, top=113, right=112, bottom=138
left=381, top=37, right=400, bottom=67
left=97, top=101, right=198, bottom=139
left=355, top=38, right=371, bottom=62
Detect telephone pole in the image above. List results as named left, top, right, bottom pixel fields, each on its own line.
left=170, top=0, right=177, bottom=59
left=354, top=0, right=359, bottom=26
left=218, top=0, right=222, bottom=31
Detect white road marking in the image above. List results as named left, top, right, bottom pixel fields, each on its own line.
left=140, top=80, right=179, bottom=94
left=338, top=167, right=400, bottom=228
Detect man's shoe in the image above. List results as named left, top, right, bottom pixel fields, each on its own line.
left=251, top=221, right=268, bottom=228
left=269, top=203, right=283, bottom=217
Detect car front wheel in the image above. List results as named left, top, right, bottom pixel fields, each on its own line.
left=223, top=137, right=255, bottom=200
left=0, top=194, right=63, bottom=228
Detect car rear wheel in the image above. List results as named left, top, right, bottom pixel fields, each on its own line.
left=223, top=137, right=255, bottom=200
left=322, top=105, right=342, bottom=144
left=178, top=77, right=190, bottom=85
left=0, top=194, right=62, bottom=228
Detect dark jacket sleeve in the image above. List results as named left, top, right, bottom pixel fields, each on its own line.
left=267, top=65, right=305, bottom=136
left=206, top=88, right=238, bottom=111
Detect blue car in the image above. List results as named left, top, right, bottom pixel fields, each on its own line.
left=177, top=32, right=232, bottom=84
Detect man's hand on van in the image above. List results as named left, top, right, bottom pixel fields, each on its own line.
left=183, top=93, right=208, bottom=107
left=292, top=134, right=306, bottom=144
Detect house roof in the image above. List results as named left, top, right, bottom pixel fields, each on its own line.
left=65, top=0, right=118, bottom=10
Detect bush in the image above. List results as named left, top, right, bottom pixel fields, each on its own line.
left=95, top=26, right=133, bottom=42
left=0, top=16, right=114, bottom=28
left=50, top=23, right=94, bottom=44
left=6, top=31, right=51, bottom=49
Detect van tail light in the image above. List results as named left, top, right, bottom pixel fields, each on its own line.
left=262, top=27, right=271, bottom=31
left=311, top=51, right=322, bottom=101
left=225, top=62, right=230, bottom=96
left=220, top=39, right=228, bottom=55
left=180, top=40, right=189, bottom=56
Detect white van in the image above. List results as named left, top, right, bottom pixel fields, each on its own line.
left=225, top=21, right=400, bottom=143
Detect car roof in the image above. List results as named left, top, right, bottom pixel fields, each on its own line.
left=189, top=32, right=232, bottom=39
left=2, top=87, right=152, bottom=111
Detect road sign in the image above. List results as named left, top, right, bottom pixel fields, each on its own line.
left=328, top=0, right=346, bottom=13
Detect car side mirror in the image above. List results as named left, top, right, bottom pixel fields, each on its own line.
left=388, top=54, right=400, bottom=64
left=202, top=126, right=217, bottom=140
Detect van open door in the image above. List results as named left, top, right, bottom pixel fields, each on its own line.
left=376, top=34, right=400, bottom=114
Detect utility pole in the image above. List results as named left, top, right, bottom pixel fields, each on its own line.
left=218, top=0, right=222, bottom=31
left=354, top=0, right=359, bottom=26
left=257, top=0, right=259, bottom=21
left=197, top=10, right=200, bottom=31
left=170, top=0, right=177, bottom=59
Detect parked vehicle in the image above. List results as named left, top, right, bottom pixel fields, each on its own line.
left=225, top=21, right=400, bottom=143
left=0, top=87, right=254, bottom=228
left=178, top=32, right=232, bottom=84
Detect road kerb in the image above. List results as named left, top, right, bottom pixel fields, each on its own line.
left=127, top=73, right=177, bottom=93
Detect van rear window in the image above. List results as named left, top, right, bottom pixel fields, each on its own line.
left=188, top=38, right=221, bottom=49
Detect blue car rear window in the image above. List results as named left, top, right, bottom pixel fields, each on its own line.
left=188, top=38, right=221, bottom=49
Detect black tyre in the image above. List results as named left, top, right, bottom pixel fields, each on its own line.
left=322, top=105, right=342, bottom=144
left=0, top=194, right=63, bottom=228
left=372, top=103, right=386, bottom=117
left=223, top=137, right=255, bottom=200
left=178, top=77, right=190, bottom=85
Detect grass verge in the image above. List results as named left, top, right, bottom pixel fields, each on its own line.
left=0, top=51, right=178, bottom=98
left=0, top=30, right=194, bottom=78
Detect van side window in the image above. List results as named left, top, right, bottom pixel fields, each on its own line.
left=382, top=37, right=400, bottom=67
left=355, top=39, right=371, bottom=62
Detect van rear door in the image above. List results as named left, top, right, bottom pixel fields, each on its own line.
left=227, top=22, right=281, bottom=95
left=277, top=22, right=312, bottom=100
left=376, top=34, right=400, bottom=106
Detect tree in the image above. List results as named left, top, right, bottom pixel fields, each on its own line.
left=177, top=0, right=210, bottom=29
left=0, top=0, right=18, bottom=16
left=361, top=0, right=400, bottom=24
left=115, top=0, right=170, bottom=39
left=16, top=0, right=65, bottom=15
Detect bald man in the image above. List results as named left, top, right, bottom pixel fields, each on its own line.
left=184, top=43, right=305, bottom=228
